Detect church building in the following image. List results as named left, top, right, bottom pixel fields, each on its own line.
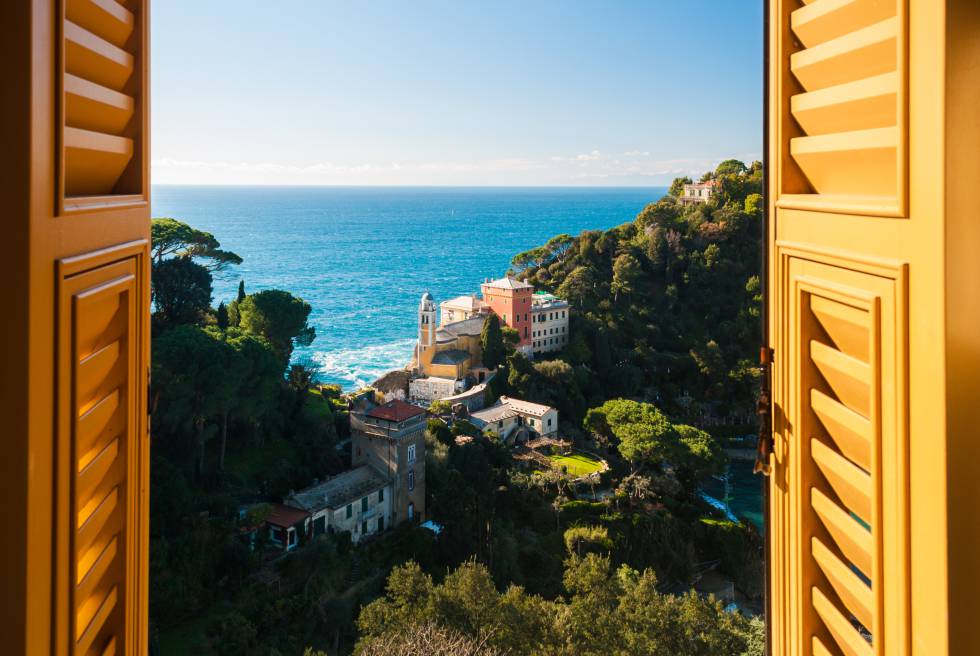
left=408, top=277, right=570, bottom=403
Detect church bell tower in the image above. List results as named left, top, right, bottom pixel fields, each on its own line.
left=418, top=292, right=437, bottom=357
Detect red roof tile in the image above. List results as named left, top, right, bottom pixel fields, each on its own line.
left=367, top=399, right=427, bottom=422
left=266, top=503, right=310, bottom=528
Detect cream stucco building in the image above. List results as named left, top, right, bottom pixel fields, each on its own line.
left=470, top=395, right=559, bottom=444
left=530, top=292, right=570, bottom=356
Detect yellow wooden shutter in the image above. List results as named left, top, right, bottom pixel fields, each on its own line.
left=56, top=244, right=149, bottom=656
left=0, top=1, right=150, bottom=653
left=774, top=250, right=907, bottom=656
left=768, top=1, right=911, bottom=653
left=62, top=0, right=145, bottom=208
left=768, top=1, right=980, bottom=655
left=778, top=0, right=907, bottom=217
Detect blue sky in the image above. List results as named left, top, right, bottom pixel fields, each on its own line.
left=152, top=1, right=762, bottom=186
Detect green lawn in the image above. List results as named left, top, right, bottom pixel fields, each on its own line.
left=549, top=452, right=604, bottom=477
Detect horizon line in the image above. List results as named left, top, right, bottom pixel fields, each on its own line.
left=151, top=182, right=671, bottom=189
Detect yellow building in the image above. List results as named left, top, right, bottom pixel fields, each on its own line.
left=412, top=292, right=488, bottom=388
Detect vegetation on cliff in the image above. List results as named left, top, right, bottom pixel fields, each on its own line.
left=508, top=159, right=764, bottom=423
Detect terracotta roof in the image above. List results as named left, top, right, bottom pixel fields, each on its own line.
left=266, top=503, right=310, bottom=528
left=483, top=276, right=533, bottom=291
left=367, top=399, right=427, bottom=422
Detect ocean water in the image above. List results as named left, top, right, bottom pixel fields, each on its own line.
left=151, top=185, right=666, bottom=389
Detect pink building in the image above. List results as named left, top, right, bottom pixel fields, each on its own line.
left=480, top=277, right=534, bottom=351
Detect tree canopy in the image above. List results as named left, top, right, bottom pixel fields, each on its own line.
left=238, top=289, right=316, bottom=365
left=151, top=217, right=243, bottom=271
left=355, top=558, right=757, bottom=656
left=584, top=399, right=674, bottom=465
left=151, top=256, right=213, bottom=328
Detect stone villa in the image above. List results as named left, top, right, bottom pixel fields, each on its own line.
left=266, top=399, right=427, bottom=548
left=469, top=396, right=559, bottom=445
left=679, top=179, right=717, bottom=206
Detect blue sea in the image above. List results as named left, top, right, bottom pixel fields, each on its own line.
left=151, top=185, right=666, bottom=389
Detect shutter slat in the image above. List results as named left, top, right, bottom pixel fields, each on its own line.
left=791, top=72, right=897, bottom=137
left=74, top=289, right=123, bottom=357
left=812, top=438, right=872, bottom=524
left=812, top=636, right=835, bottom=656
left=101, top=637, right=118, bottom=656
left=812, top=536, right=874, bottom=629
left=66, top=0, right=134, bottom=49
left=65, top=74, right=135, bottom=135
left=77, top=486, right=118, bottom=549
left=812, top=587, right=873, bottom=656
left=791, top=0, right=897, bottom=49
left=812, top=389, right=872, bottom=472
left=791, top=17, right=898, bottom=92
left=812, top=487, right=872, bottom=576
left=77, top=535, right=117, bottom=597
left=810, top=295, right=871, bottom=361
left=65, top=128, right=134, bottom=197
left=64, top=21, right=134, bottom=91
left=76, top=338, right=123, bottom=409
left=810, top=340, right=872, bottom=418
left=76, top=586, right=117, bottom=652
left=791, top=127, right=897, bottom=197
left=77, top=436, right=119, bottom=499
left=77, top=390, right=121, bottom=467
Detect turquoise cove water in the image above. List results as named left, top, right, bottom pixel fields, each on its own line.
left=151, top=185, right=666, bottom=389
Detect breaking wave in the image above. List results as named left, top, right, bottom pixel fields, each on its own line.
left=311, top=339, right=416, bottom=390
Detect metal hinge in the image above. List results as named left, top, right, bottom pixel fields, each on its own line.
left=754, top=346, right=774, bottom=476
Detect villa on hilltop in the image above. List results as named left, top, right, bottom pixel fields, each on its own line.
left=679, top=179, right=717, bottom=206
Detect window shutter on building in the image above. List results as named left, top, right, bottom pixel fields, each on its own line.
left=768, top=1, right=979, bottom=655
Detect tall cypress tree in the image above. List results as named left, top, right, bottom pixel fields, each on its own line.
left=481, top=314, right=504, bottom=370
left=236, top=279, right=247, bottom=303
left=216, top=302, right=229, bottom=330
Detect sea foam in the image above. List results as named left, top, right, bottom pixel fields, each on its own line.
left=311, top=339, right=416, bottom=390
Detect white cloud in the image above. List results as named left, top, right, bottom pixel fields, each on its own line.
left=151, top=150, right=760, bottom=187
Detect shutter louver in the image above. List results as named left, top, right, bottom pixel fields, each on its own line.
left=58, top=244, right=148, bottom=656
left=779, top=0, right=907, bottom=216
left=804, top=289, right=877, bottom=654
left=62, top=0, right=144, bottom=202
left=772, top=249, right=908, bottom=656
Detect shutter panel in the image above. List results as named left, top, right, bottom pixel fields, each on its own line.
left=57, top=243, right=149, bottom=656
left=62, top=0, right=145, bottom=208
left=766, top=0, right=932, bottom=653
left=778, top=0, right=907, bottom=217
left=771, top=250, right=908, bottom=656
left=0, top=0, right=150, bottom=652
